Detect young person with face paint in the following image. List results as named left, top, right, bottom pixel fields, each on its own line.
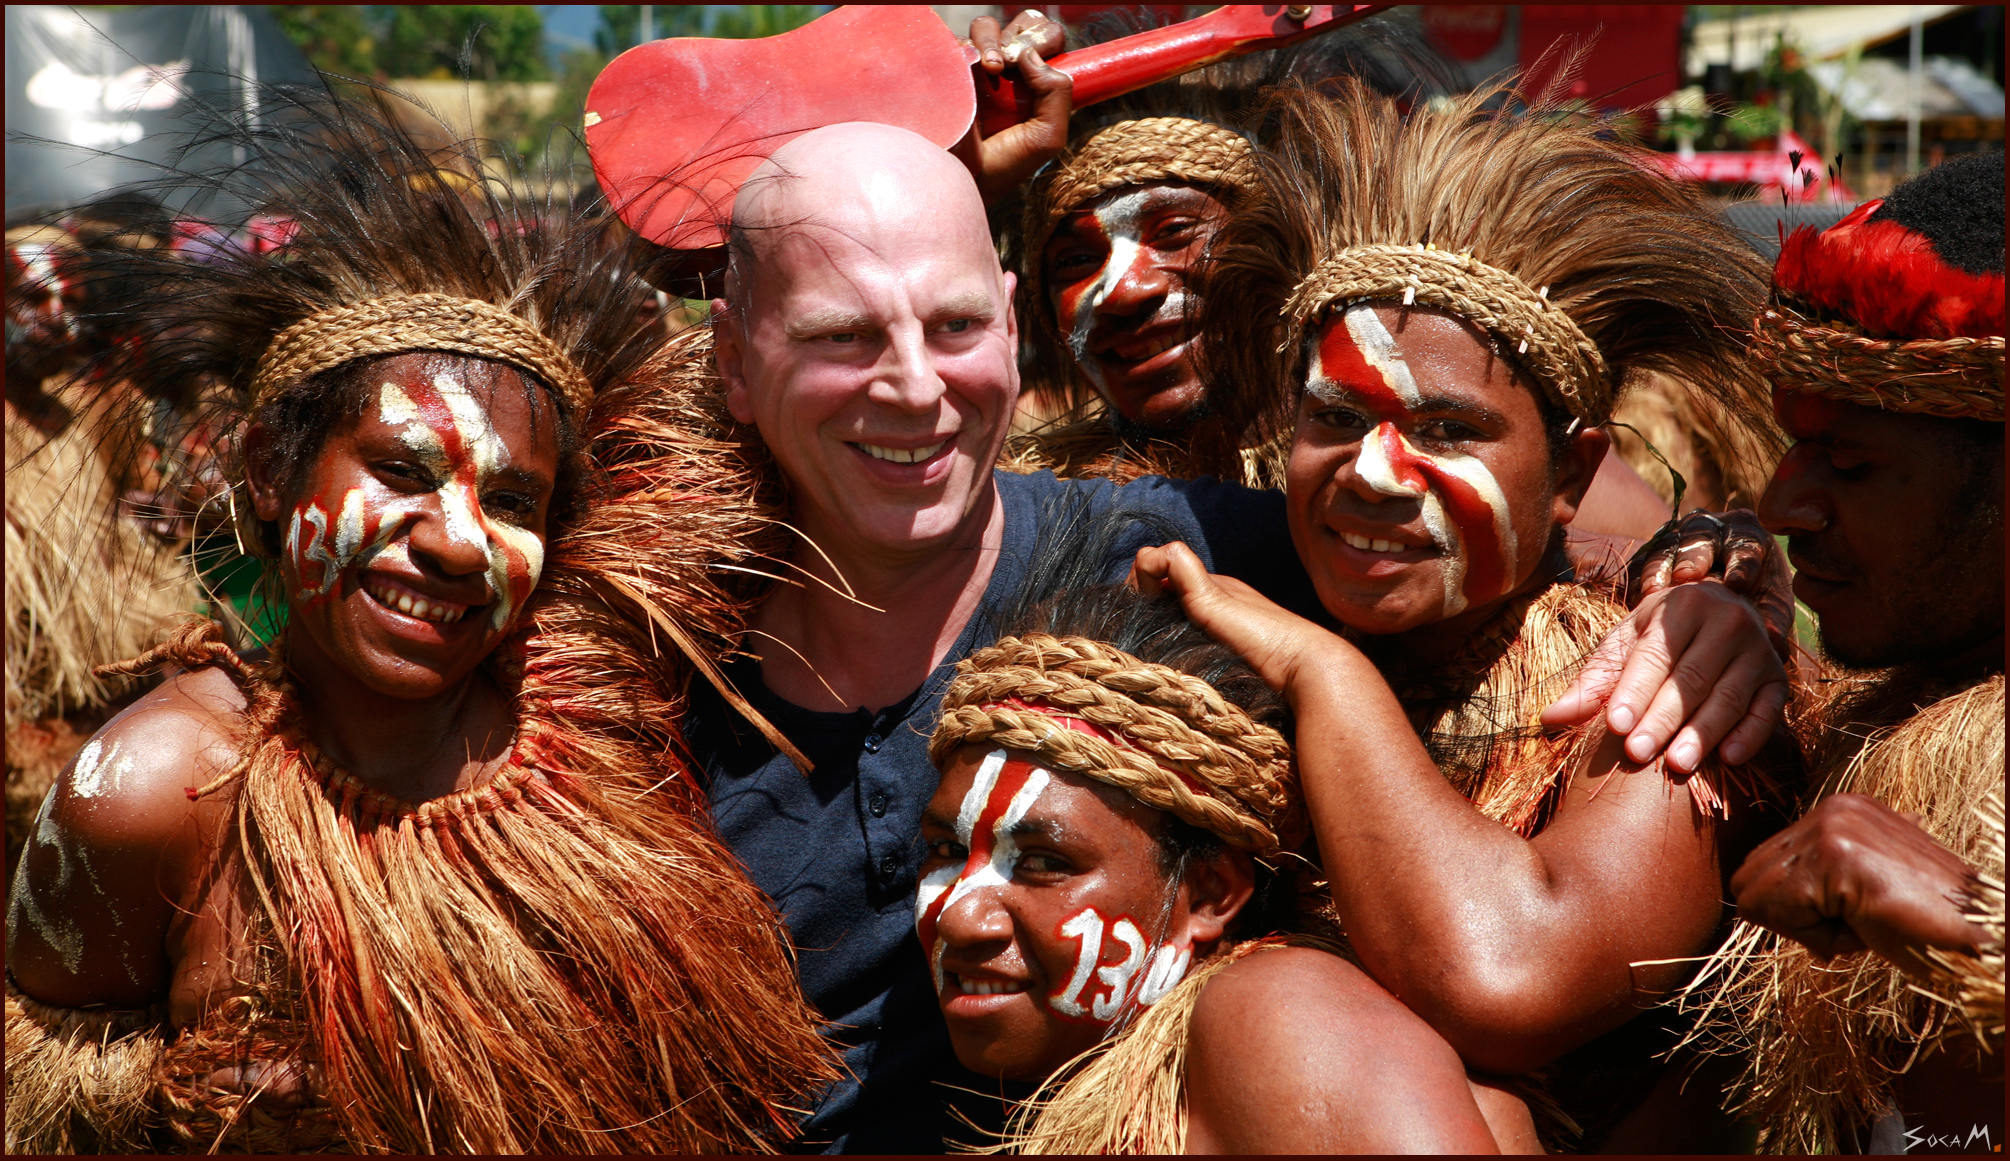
left=914, top=510, right=1546, bottom=1152
left=1131, top=79, right=1801, bottom=1149
left=4, top=95, right=837, bottom=1153
left=1679, top=152, right=2004, bottom=1156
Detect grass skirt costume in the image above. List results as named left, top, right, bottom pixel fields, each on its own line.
left=4, top=90, right=837, bottom=1153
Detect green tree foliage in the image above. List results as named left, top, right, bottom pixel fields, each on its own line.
left=594, top=5, right=707, bottom=57
left=373, top=5, right=550, bottom=81
left=266, top=5, right=378, bottom=77
left=711, top=6, right=829, bottom=39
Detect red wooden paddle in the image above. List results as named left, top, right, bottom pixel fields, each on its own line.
left=585, top=4, right=1386, bottom=252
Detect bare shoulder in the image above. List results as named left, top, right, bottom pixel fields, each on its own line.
left=1190, top=944, right=1421, bottom=1044
left=7, top=665, right=247, bottom=1008
left=1185, top=945, right=1497, bottom=1153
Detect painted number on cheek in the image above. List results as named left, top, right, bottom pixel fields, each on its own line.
left=1050, top=909, right=1174, bottom=1021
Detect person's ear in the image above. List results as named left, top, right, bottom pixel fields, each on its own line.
left=243, top=422, right=286, bottom=522
left=1000, top=269, right=1018, bottom=346
left=712, top=297, right=757, bottom=426
left=1179, top=847, right=1257, bottom=951
left=1551, top=425, right=1609, bottom=528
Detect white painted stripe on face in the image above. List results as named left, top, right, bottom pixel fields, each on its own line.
left=1356, top=423, right=1424, bottom=499
left=1065, top=187, right=1156, bottom=394
left=920, top=750, right=1051, bottom=993
left=1419, top=444, right=1518, bottom=606
left=1342, top=305, right=1423, bottom=408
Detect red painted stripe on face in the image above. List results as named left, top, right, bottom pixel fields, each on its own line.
left=397, top=374, right=536, bottom=618
left=1414, top=460, right=1509, bottom=604
left=1317, top=317, right=1405, bottom=419
left=915, top=755, right=1044, bottom=956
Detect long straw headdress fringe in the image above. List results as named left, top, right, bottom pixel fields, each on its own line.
left=1678, top=673, right=2005, bottom=1154
left=1198, top=75, right=1782, bottom=455
left=5, top=89, right=836, bottom=1152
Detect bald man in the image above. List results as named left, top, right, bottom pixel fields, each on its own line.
left=688, top=123, right=1311, bottom=1151
left=684, top=122, right=1795, bottom=1151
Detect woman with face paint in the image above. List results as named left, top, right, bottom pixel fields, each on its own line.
left=4, top=94, right=836, bottom=1153
left=919, top=520, right=1546, bottom=1153
left=1134, top=78, right=1803, bottom=1149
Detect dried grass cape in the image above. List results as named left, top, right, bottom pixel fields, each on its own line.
left=3, top=90, right=837, bottom=1153
left=1677, top=671, right=2005, bottom=1155
left=1001, top=19, right=1457, bottom=489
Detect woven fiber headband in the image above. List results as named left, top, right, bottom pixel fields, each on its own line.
left=1022, top=117, right=1258, bottom=310
left=1749, top=300, right=2004, bottom=423
left=249, top=292, right=594, bottom=415
left=1283, top=243, right=1615, bottom=423
left=930, top=633, right=1300, bottom=857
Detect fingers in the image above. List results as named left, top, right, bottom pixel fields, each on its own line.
left=1660, top=648, right=1782, bottom=771
left=1601, top=600, right=1699, bottom=745
left=966, top=15, right=1004, bottom=64
left=1667, top=533, right=1718, bottom=585
left=1715, top=679, right=1789, bottom=766
left=1001, top=9, right=1066, bottom=61
left=1129, top=544, right=1171, bottom=597
left=1540, top=621, right=1634, bottom=727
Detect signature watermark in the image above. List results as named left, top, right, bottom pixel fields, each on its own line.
left=1901, top=1123, right=1997, bottom=1152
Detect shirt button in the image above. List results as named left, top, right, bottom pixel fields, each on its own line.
left=863, top=733, right=882, bottom=754
left=869, top=794, right=888, bottom=817
left=879, top=855, right=899, bottom=876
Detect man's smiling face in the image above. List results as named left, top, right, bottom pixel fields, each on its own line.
left=716, top=125, right=1019, bottom=558
left=1042, top=181, right=1229, bottom=431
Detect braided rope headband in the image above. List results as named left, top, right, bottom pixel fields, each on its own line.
left=249, top=292, right=594, bottom=415
left=1023, top=117, right=1258, bottom=314
left=929, top=633, right=1301, bottom=857
left=1283, top=243, right=1615, bottom=423
left=1749, top=299, right=2004, bottom=423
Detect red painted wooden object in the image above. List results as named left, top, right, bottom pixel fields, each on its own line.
left=976, top=4, right=1384, bottom=137
left=586, top=4, right=1387, bottom=250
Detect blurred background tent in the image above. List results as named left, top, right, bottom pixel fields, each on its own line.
left=6, top=6, right=319, bottom=223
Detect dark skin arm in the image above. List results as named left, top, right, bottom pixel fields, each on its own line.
left=1731, top=793, right=1998, bottom=972
left=1184, top=946, right=1504, bottom=1154
left=6, top=667, right=242, bottom=1012
left=1138, top=542, right=1768, bottom=1075
left=952, top=10, right=1073, bottom=206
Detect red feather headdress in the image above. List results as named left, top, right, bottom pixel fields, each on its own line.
left=1773, top=199, right=2005, bottom=340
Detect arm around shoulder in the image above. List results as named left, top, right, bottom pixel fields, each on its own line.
left=7, top=668, right=246, bottom=1009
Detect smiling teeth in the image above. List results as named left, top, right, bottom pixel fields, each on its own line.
left=366, top=580, right=467, bottom=624
left=1342, top=532, right=1408, bottom=554
left=859, top=441, right=945, bottom=465
left=958, top=976, right=1026, bottom=996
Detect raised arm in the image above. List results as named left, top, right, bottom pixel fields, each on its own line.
left=1137, top=541, right=1769, bottom=1074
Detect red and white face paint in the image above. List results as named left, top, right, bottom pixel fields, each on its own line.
left=915, top=747, right=1195, bottom=1026
left=284, top=372, right=544, bottom=631
left=1309, top=304, right=1520, bottom=617
left=6, top=242, right=77, bottom=344
left=1048, top=905, right=1192, bottom=1020
left=916, top=748, right=1052, bottom=993
left=1051, top=189, right=1190, bottom=396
